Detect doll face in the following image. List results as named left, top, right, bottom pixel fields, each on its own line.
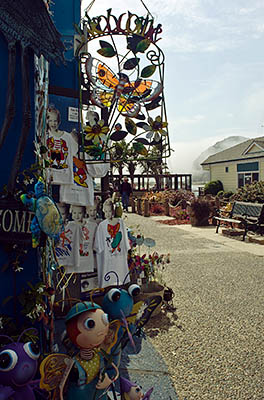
left=57, top=204, right=68, bottom=222
left=87, top=205, right=97, bottom=219
left=71, top=206, right=84, bottom=223
left=47, top=112, right=59, bottom=131
left=126, top=386, right=144, bottom=400
left=0, top=342, right=40, bottom=387
left=103, top=204, right=113, bottom=220
left=76, top=309, right=109, bottom=349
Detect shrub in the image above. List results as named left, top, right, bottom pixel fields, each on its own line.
left=231, top=181, right=264, bottom=203
left=187, top=197, right=217, bottom=226
left=142, top=189, right=195, bottom=206
left=150, top=203, right=165, bottom=215
left=216, top=190, right=233, bottom=199
left=204, top=180, right=223, bottom=196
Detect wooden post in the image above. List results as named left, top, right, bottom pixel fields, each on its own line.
left=131, top=197, right=136, bottom=213
left=101, top=172, right=110, bottom=203
left=144, top=199, right=150, bottom=217
left=137, top=198, right=142, bottom=215
left=165, top=200, right=170, bottom=216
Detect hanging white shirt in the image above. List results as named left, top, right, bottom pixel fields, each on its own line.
left=79, top=220, right=98, bottom=273
left=46, top=131, right=77, bottom=185
left=54, top=221, right=83, bottom=273
left=94, top=218, right=130, bottom=288
left=59, top=156, right=94, bottom=206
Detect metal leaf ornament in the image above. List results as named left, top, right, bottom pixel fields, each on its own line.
left=135, top=138, right=150, bottom=145
left=141, top=65, right=156, bottom=78
left=110, top=130, right=128, bottom=141
left=97, top=40, right=116, bottom=57
left=136, top=38, right=151, bottom=53
left=132, top=142, right=148, bottom=156
left=124, top=57, right=140, bottom=70
left=125, top=118, right=137, bottom=135
left=145, top=96, right=162, bottom=111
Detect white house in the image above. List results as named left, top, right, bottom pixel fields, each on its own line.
left=201, top=137, right=264, bottom=192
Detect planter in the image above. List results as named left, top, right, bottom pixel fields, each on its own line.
left=137, top=281, right=164, bottom=316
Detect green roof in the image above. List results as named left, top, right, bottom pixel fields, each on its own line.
left=201, top=137, right=264, bottom=166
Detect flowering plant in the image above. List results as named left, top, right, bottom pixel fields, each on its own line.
left=128, top=249, right=170, bottom=285
left=18, top=281, right=53, bottom=323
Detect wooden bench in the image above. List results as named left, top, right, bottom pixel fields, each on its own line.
left=214, top=201, right=264, bottom=241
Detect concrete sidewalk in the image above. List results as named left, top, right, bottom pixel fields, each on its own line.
left=123, top=213, right=264, bottom=400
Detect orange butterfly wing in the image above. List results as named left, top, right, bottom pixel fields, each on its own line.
left=97, top=63, right=119, bottom=89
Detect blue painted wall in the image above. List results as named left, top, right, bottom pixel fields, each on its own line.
left=49, top=0, right=81, bottom=89
left=49, top=0, right=81, bottom=133
left=0, top=32, right=39, bottom=320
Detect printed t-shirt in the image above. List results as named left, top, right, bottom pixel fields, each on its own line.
left=94, top=218, right=130, bottom=288
left=60, top=156, right=94, bottom=206
left=54, top=221, right=83, bottom=273
left=79, top=220, right=98, bottom=273
left=46, top=131, right=77, bottom=184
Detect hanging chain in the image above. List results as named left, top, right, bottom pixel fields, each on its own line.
left=140, top=0, right=154, bottom=19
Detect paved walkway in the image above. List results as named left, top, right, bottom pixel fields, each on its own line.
left=121, top=213, right=264, bottom=400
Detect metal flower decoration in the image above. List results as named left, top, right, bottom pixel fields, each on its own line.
left=143, top=116, right=168, bottom=142
left=84, top=119, right=109, bottom=144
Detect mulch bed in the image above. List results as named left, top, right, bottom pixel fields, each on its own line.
left=157, top=218, right=191, bottom=225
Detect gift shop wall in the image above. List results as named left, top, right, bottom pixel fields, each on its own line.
left=0, top=36, right=39, bottom=316
left=0, top=0, right=65, bottom=318
left=49, top=0, right=81, bottom=134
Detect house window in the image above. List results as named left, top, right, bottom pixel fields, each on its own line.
left=225, top=167, right=229, bottom=173
left=237, top=162, right=259, bottom=187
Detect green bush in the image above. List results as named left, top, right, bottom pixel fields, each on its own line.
left=231, top=181, right=264, bottom=203
left=216, top=190, right=233, bottom=199
left=204, top=180, right=223, bottom=196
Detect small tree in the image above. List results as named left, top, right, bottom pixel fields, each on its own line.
left=138, top=146, right=167, bottom=190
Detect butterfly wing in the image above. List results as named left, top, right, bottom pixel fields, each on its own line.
left=101, top=320, right=122, bottom=353
left=85, top=54, right=118, bottom=108
left=85, top=54, right=119, bottom=90
left=39, top=353, right=74, bottom=400
left=126, top=79, right=163, bottom=103
left=117, top=95, right=141, bottom=117
left=118, top=79, right=162, bottom=116
left=142, top=387, right=154, bottom=399
left=135, top=295, right=163, bottom=329
left=126, top=301, right=144, bottom=324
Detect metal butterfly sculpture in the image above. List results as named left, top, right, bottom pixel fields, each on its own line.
left=84, top=54, right=163, bottom=118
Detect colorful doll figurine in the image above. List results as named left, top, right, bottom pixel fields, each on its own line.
left=0, top=336, right=40, bottom=400
left=40, top=301, right=119, bottom=400
left=101, top=284, right=141, bottom=367
left=120, top=377, right=153, bottom=400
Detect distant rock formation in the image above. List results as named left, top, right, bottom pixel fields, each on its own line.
left=192, top=136, right=248, bottom=183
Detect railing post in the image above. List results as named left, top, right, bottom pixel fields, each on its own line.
left=137, top=198, right=142, bottom=215
left=131, top=197, right=136, bottom=213
left=144, top=199, right=150, bottom=217
left=165, top=200, right=170, bottom=216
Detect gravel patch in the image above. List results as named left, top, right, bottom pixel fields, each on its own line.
left=125, top=213, right=264, bottom=400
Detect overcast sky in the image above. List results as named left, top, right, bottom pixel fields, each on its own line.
left=81, top=0, right=264, bottom=172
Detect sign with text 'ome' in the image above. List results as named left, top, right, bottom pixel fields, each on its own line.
left=0, top=198, right=34, bottom=245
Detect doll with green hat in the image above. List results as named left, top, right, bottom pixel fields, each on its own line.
left=40, top=301, right=119, bottom=400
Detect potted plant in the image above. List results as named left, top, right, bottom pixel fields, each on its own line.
left=128, top=241, right=170, bottom=315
